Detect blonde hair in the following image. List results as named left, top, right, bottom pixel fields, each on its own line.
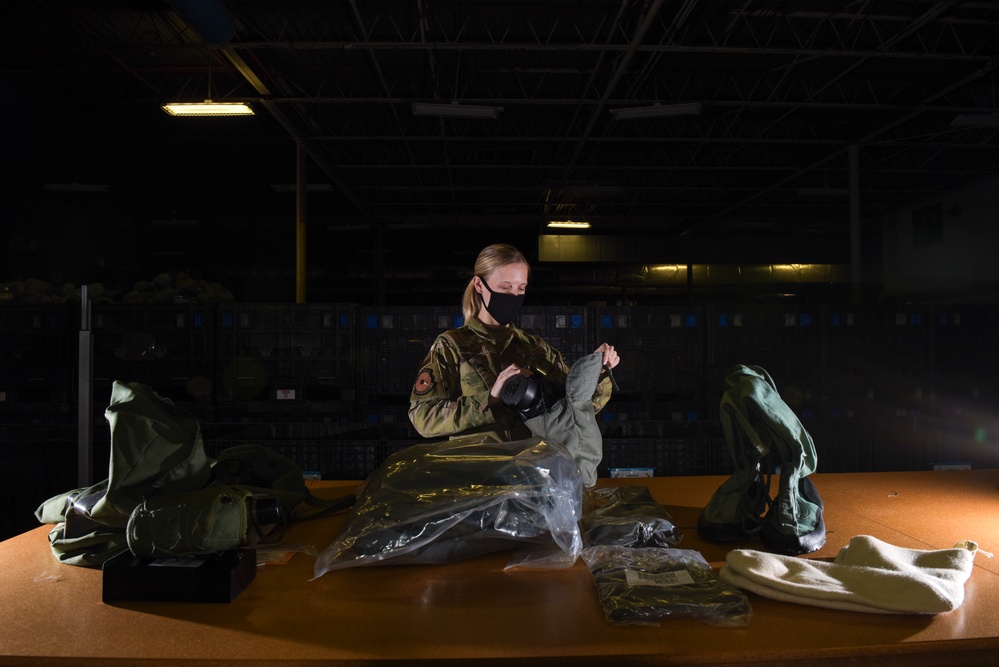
left=461, top=243, right=530, bottom=323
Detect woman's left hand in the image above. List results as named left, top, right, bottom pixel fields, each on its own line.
left=595, top=343, right=620, bottom=369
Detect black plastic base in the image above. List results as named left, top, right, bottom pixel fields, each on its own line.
left=102, top=548, right=256, bottom=604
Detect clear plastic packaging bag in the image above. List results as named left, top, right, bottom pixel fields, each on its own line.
left=583, top=486, right=682, bottom=548
left=313, top=436, right=583, bottom=578
left=581, top=546, right=752, bottom=627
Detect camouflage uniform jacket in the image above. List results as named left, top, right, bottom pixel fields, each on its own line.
left=408, top=316, right=612, bottom=440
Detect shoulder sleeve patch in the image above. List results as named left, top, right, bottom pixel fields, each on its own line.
left=412, top=367, right=435, bottom=396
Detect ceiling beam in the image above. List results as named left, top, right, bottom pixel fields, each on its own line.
left=220, top=42, right=997, bottom=62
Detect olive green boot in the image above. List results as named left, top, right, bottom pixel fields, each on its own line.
left=698, top=365, right=826, bottom=555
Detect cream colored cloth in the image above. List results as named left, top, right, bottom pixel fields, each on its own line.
left=719, top=535, right=980, bottom=614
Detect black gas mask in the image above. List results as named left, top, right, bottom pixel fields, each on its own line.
left=500, top=370, right=565, bottom=420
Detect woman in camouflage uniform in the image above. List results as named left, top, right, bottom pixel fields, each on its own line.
left=408, top=243, right=619, bottom=442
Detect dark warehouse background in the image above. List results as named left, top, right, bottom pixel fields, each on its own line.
left=4, top=1, right=999, bottom=539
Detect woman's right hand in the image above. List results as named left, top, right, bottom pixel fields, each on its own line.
left=488, top=363, right=529, bottom=407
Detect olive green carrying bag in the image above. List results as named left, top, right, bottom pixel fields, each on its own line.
left=35, top=381, right=213, bottom=566
left=126, top=445, right=356, bottom=559
left=36, top=382, right=355, bottom=566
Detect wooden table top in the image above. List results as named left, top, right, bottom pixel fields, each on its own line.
left=2, top=469, right=999, bottom=666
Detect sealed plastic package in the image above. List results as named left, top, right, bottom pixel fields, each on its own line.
left=314, top=436, right=583, bottom=578
left=581, top=546, right=752, bottom=626
left=583, top=485, right=682, bottom=548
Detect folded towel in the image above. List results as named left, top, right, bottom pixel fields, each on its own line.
left=719, top=535, right=980, bottom=614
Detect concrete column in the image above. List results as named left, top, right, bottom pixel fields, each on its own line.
left=77, top=285, right=92, bottom=486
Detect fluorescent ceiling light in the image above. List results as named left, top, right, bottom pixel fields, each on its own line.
left=162, top=100, right=254, bottom=116
left=950, top=113, right=999, bottom=128
left=547, top=220, right=591, bottom=229
left=610, top=102, right=702, bottom=120
left=797, top=187, right=850, bottom=197
left=412, top=102, right=502, bottom=119
left=44, top=183, right=108, bottom=193
left=270, top=184, right=334, bottom=192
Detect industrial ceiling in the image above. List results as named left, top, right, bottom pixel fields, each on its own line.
left=4, top=1, right=999, bottom=303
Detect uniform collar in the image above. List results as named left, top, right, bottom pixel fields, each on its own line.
left=468, top=315, right=523, bottom=341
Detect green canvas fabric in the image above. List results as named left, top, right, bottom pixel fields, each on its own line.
left=523, top=351, right=605, bottom=487
left=698, top=365, right=825, bottom=555
left=126, top=484, right=253, bottom=559
left=35, top=382, right=354, bottom=566
left=209, top=444, right=355, bottom=520
left=211, top=445, right=312, bottom=519
left=697, top=468, right=770, bottom=541
left=35, top=381, right=212, bottom=566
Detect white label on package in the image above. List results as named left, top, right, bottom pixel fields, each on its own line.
left=149, top=558, right=206, bottom=568
left=610, top=467, right=653, bottom=478
left=624, top=569, right=695, bottom=588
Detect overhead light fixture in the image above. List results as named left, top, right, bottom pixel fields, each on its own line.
left=609, top=102, right=702, bottom=121
left=270, top=184, right=334, bottom=192
left=950, top=113, right=999, bottom=128
left=412, top=102, right=503, bottom=119
left=547, top=220, right=591, bottom=229
left=44, top=183, right=108, bottom=193
left=797, top=187, right=850, bottom=197
left=162, top=100, right=254, bottom=116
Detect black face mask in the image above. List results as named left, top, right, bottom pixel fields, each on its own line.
left=479, top=277, right=525, bottom=326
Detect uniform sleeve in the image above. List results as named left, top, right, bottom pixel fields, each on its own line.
left=532, top=334, right=569, bottom=381
left=591, top=375, right=613, bottom=413
left=407, top=335, right=501, bottom=439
